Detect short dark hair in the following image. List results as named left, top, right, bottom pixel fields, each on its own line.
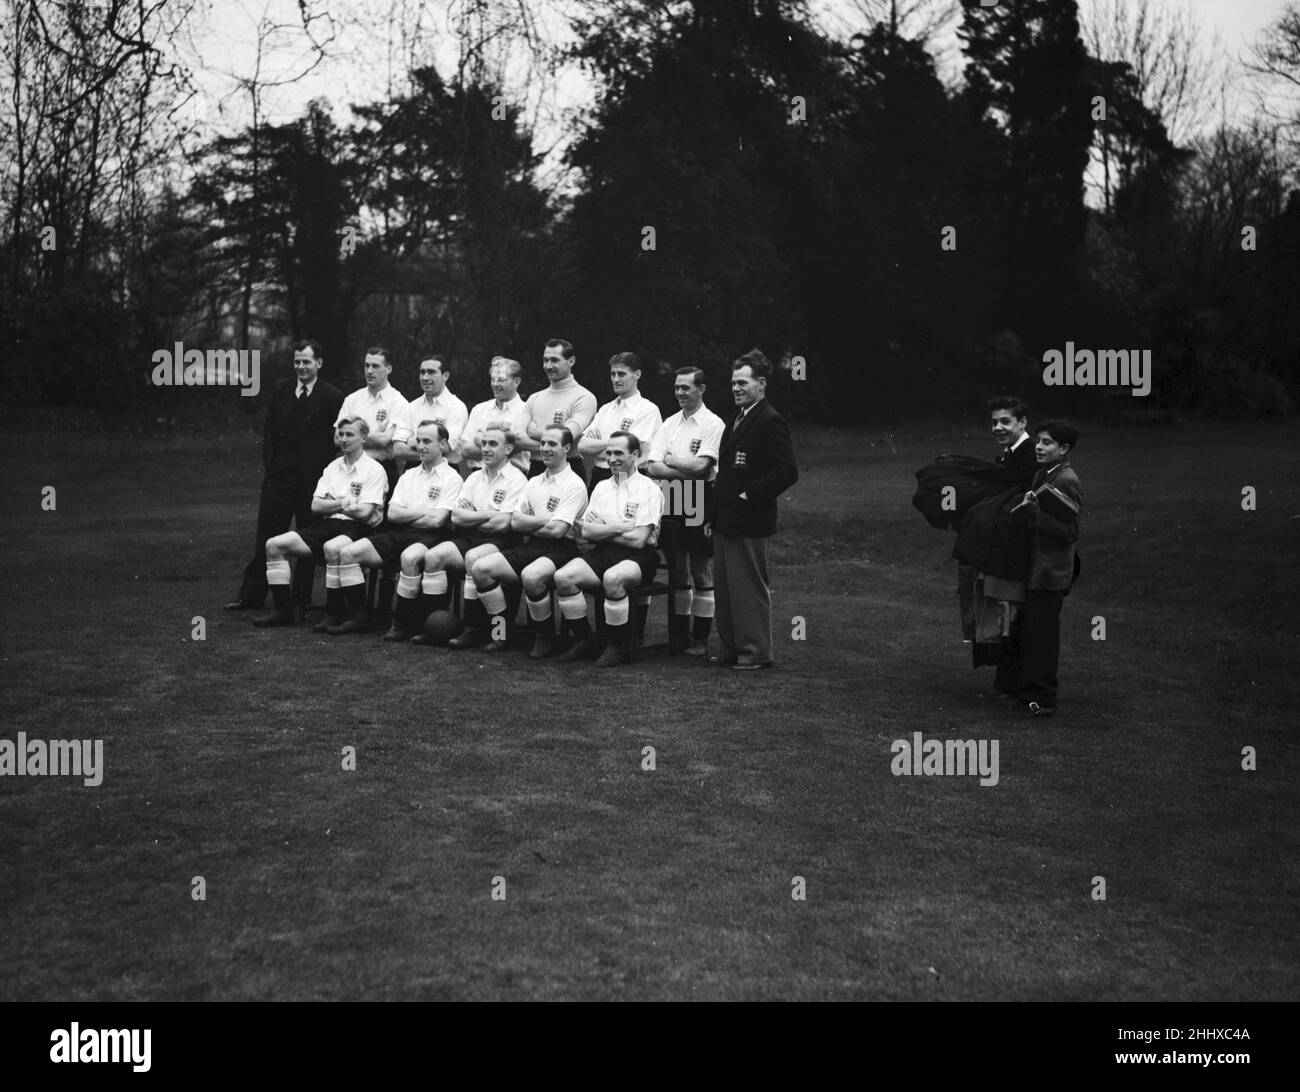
left=1036, top=420, right=1079, bottom=449
left=545, top=338, right=575, bottom=360
left=542, top=425, right=575, bottom=450
left=609, top=429, right=641, bottom=456
left=293, top=338, right=324, bottom=361
left=609, top=351, right=641, bottom=372
left=416, top=419, right=451, bottom=443
left=987, top=395, right=1028, bottom=420
left=675, top=366, right=707, bottom=389
left=419, top=355, right=448, bottom=375
left=733, top=348, right=772, bottom=381
left=365, top=346, right=393, bottom=367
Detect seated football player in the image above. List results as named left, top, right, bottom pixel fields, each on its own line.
left=462, top=426, right=588, bottom=656
left=412, top=424, right=526, bottom=645
left=552, top=431, right=664, bottom=666
left=328, top=420, right=462, bottom=639
left=254, top=416, right=388, bottom=629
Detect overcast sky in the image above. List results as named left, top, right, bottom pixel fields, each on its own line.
left=181, top=0, right=1293, bottom=181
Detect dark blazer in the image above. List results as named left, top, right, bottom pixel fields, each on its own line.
left=709, top=398, right=798, bottom=539
left=1016, top=459, right=1082, bottom=591
left=263, top=378, right=344, bottom=481
left=998, top=437, right=1039, bottom=489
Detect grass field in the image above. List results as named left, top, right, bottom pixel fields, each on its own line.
left=1, top=419, right=1296, bottom=1001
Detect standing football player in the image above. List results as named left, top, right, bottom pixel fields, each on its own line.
left=644, top=366, right=724, bottom=655
left=335, top=346, right=408, bottom=492
left=577, top=351, right=663, bottom=488
left=518, top=339, right=597, bottom=483
left=462, top=357, right=531, bottom=475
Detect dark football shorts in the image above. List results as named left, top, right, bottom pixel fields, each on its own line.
left=657, top=511, right=713, bottom=558
left=366, top=528, right=448, bottom=565
left=450, top=532, right=515, bottom=561
left=299, top=518, right=374, bottom=555
left=500, top=537, right=579, bottom=576
left=586, top=543, right=660, bottom=586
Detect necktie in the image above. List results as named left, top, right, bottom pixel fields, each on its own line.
left=298, top=384, right=308, bottom=399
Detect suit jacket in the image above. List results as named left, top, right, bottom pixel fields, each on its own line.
left=1010, top=459, right=1082, bottom=591
left=999, top=437, right=1038, bottom=484
left=263, top=378, right=344, bottom=482
left=709, top=398, right=798, bottom=539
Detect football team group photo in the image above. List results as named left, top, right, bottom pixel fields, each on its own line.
left=2, top=0, right=1296, bottom=1022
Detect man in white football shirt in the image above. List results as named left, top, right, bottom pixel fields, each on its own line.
left=254, top=417, right=388, bottom=629
left=335, top=346, right=408, bottom=492
left=578, top=351, right=663, bottom=488
left=644, top=366, right=725, bottom=655
left=329, top=420, right=463, bottom=639
left=464, top=426, right=588, bottom=656
left=461, top=357, right=531, bottom=474
left=553, top=432, right=663, bottom=667
left=412, top=424, right=526, bottom=645
left=396, top=355, right=469, bottom=472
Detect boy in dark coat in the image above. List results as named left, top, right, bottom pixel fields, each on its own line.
left=1009, top=421, right=1083, bottom=717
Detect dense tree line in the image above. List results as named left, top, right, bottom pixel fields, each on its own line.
left=1, top=0, right=1296, bottom=419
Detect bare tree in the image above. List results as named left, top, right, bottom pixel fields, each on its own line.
left=0, top=0, right=196, bottom=300
left=1246, top=1, right=1300, bottom=149
left=1082, top=0, right=1227, bottom=147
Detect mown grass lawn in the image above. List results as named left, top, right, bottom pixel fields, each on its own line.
left=1, top=420, right=1296, bottom=1000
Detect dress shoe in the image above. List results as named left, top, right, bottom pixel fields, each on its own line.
left=708, top=654, right=738, bottom=666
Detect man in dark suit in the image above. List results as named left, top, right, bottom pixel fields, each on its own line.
left=707, top=349, right=798, bottom=670
left=956, top=396, right=1036, bottom=641
left=976, top=395, right=1038, bottom=696
left=226, top=339, right=344, bottom=611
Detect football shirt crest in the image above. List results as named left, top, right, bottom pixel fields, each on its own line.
left=493, top=488, right=507, bottom=505
left=546, top=496, right=560, bottom=512
left=690, top=438, right=701, bottom=454
left=624, top=501, right=638, bottom=519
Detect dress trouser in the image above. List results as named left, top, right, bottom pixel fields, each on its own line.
left=1018, top=589, right=1065, bottom=705
left=713, top=533, right=772, bottom=665
left=957, top=562, right=977, bottom=641
left=239, top=469, right=316, bottom=607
